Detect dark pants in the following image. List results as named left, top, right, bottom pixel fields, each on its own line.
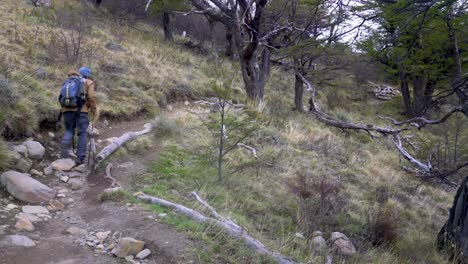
left=61, top=112, right=89, bottom=161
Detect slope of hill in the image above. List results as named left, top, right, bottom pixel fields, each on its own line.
left=0, top=1, right=457, bottom=263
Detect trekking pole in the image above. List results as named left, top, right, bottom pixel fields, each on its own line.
left=87, top=122, right=94, bottom=168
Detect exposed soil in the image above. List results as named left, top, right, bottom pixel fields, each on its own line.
left=0, top=116, right=199, bottom=264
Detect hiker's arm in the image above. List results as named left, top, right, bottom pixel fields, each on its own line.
left=86, top=81, right=97, bottom=113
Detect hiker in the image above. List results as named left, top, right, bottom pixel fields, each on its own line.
left=59, top=67, right=97, bottom=164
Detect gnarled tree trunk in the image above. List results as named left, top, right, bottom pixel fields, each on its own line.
left=399, top=70, right=414, bottom=117
left=294, top=73, right=305, bottom=112
left=437, top=176, right=468, bottom=262
left=163, top=11, right=173, bottom=42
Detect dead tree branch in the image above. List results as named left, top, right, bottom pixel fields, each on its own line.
left=104, top=163, right=120, bottom=188
left=134, top=192, right=295, bottom=264
left=96, top=123, right=153, bottom=163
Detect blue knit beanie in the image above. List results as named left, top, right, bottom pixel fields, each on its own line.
left=79, top=67, right=91, bottom=78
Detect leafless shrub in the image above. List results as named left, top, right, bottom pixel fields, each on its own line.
left=47, top=2, right=95, bottom=64
left=365, top=186, right=399, bottom=247
left=288, top=171, right=347, bottom=236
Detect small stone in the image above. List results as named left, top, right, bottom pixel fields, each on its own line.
left=125, top=256, right=134, bottom=262
left=23, top=141, right=45, bottom=160
left=96, top=244, right=105, bottom=250
left=62, top=198, right=75, bottom=205
left=103, top=120, right=110, bottom=127
left=15, top=218, right=35, bottom=232
left=136, top=249, right=151, bottom=260
left=13, top=145, right=28, bottom=158
left=311, top=236, right=326, bottom=252
left=96, top=231, right=111, bottom=241
left=68, top=179, right=83, bottom=190
left=22, top=206, right=49, bottom=215
left=73, top=164, right=88, bottom=172
left=0, top=225, right=9, bottom=235
left=158, top=213, right=167, bottom=218
left=51, top=159, right=76, bottom=171
left=60, top=176, right=70, bottom=183
left=15, top=213, right=41, bottom=223
left=68, top=171, right=83, bottom=178
left=14, top=158, right=32, bottom=173
left=57, top=193, right=66, bottom=198
left=6, top=204, right=18, bottom=210
left=48, top=132, right=55, bottom=138
left=1, top=235, right=36, bottom=247
left=58, top=188, right=69, bottom=193
left=331, top=232, right=356, bottom=256
left=30, top=169, right=43, bottom=177
left=44, top=166, right=53, bottom=176
left=86, top=241, right=95, bottom=247
left=111, top=237, right=145, bottom=258
left=47, top=200, right=65, bottom=211
left=66, top=226, right=88, bottom=237
left=295, top=232, right=305, bottom=239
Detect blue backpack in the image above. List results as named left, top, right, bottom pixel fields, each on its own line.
left=59, top=76, right=85, bottom=108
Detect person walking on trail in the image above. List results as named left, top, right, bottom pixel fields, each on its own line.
left=59, top=67, right=97, bottom=165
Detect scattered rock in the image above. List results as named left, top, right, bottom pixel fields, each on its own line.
left=15, top=218, right=35, bottom=232
left=311, top=232, right=326, bottom=253
left=96, top=231, right=111, bottom=241
left=60, top=176, right=70, bottom=183
left=14, top=157, right=32, bottom=173
left=23, top=141, right=45, bottom=160
left=136, top=249, right=151, bottom=260
left=125, top=256, right=134, bottom=262
left=66, top=226, right=88, bottom=237
left=48, top=132, right=55, bottom=138
left=158, top=213, right=167, bottom=218
left=96, top=244, right=105, bottom=250
left=111, top=237, right=145, bottom=258
left=30, top=169, right=43, bottom=177
left=295, top=232, right=305, bottom=239
left=73, top=164, right=87, bottom=173
left=331, top=232, right=356, bottom=256
left=68, top=171, right=83, bottom=178
left=68, top=179, right=83, bottom=190
left=13, top=145, right=28, bottom=158
left=47, top=200, right=65, bottom=211
left=43, top=166, right=53, bottom=176
left=22, top=205, right=49, bottom=215
left=6, top=204, right=18, bottom=210
left=51, top=159, right=76, bottom=171
left=1, top=235, right=36, bottom=247
left=0, top=225, right=9, bottom=235
left=57, top=193, right=66, bottom=198
left=15, top=213, right=41, bottom=223
left=0, top=171, right=56, bottom=204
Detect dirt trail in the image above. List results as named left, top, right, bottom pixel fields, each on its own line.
left=0, top=117, right=199, bottom=264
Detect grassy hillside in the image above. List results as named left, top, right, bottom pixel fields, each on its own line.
left=0, top=1, right=459, bottom=263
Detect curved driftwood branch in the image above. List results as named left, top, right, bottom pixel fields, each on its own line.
left=299, top=74, right=406, bottom=136
left=238, top=143, right=258, bottom=159
left=134, top=192, right=295, bottom=264
left=96, top=123, right=153, bottom=163
left=104, top=163, right=119, bottom=188
left=379, top=103, right=467, bottom=129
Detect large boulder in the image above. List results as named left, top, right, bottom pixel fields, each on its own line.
left=23, top=141, right=45, bottom=160
left=1, top=171, right=56, bottom=204
left=330, top=232, right=356, bottom=256
left=111, top=237, right=145, bottom=258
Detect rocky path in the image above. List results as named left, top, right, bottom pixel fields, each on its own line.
left=0, top=118, right=199, bottom=264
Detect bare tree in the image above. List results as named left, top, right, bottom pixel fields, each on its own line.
left=189, top=0, right=282, bottom=103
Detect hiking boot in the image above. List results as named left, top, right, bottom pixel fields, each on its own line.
left=75, top=157, right=85, bottom=165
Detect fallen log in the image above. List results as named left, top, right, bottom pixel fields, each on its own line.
left=134, top=192, right=295, bottom=264
left=96, top=123, right=153, bottom=163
